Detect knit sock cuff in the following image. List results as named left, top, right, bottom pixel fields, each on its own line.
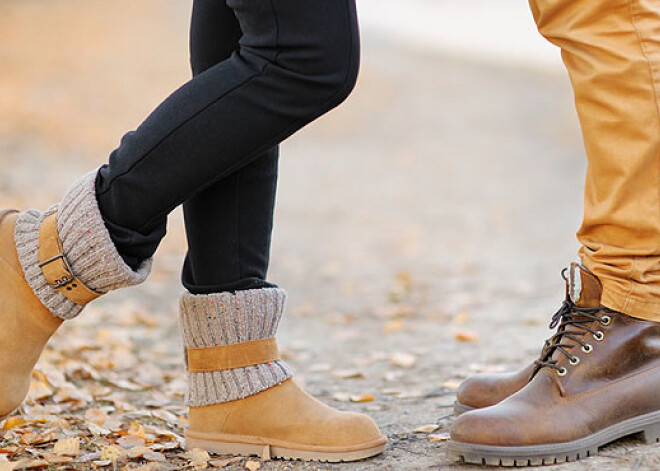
left=14, top=169, right=153, bottom=320
left=180, top=288, right=294, bottom=407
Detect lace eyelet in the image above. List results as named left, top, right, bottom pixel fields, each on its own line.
left=593, top=331, right=604, bottom=342
left=582, top=344, right=594, bottom=354
left=600, top=315, right=612, bottom=326
left=557, top=367, right=568, bottom=377
left=569, top=357, right=580, bottom=366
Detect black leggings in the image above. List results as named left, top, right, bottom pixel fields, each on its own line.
left=94, top=0, right=360, bottom=294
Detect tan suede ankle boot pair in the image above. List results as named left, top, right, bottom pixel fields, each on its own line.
left=0, top=176, right=387, bottom=463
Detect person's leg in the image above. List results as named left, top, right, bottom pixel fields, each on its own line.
left=448, top=0, right=660, bottom=465
left=95, top=0, right=360, bottom=272
left=183, top=0, right=278, bottom=294
left=1, top=0, right=366, bottom=442
left=171, top=1, right=386, bottom=460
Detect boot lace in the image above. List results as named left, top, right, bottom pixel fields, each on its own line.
left=534, top=277, right=615, bottom=376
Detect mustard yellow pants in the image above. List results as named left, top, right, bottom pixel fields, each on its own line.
left=530, top=0, right=660, bottom=321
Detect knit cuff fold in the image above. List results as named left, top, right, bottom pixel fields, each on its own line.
left=14, top=170, right=153, bottom=320
left=180, top=288, right=293, bottom=407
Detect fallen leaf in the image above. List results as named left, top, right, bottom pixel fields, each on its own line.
left=21, top=459, right=49, bottom=469
left=331, top=392, right=351, bottom=402
left=2, top=417, right=26, bottom=431
left=209, top=457, right=243, bottom=468
left=84, top=408, right=108, bottom=427
left=350, top=394, right=375, bottom=403
left=27, top=381, right=53, bottom=401
left=454, top=330, right=479, bottom=342
left=429, top=432, right=451, bottom=442
left=100, top=445, right=125, bottom=462
left=127, top=447, right=152, bottom=459
left=245, top=460, right=261, bottom=471
left=53, top=437, right=80, bottom=457
left=390, top=352, right=416, bottom=369
left=39, top=453, right=72, bottom=465
left=144, top=451, right=167, bottom=462
left=117, top=434, right=146, bottom=448
left=441, top=380, right=461, bottom=391
left=331, top=369, right=364, bottom=380
left=185, top=448, right=210, bottom=462
left=413, top=424, right=440, bottom=434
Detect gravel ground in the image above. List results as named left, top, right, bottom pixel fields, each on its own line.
left=0, top=1, right=658, bottom=470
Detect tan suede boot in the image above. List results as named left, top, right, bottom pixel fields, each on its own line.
left=0, top=210, right=62, bottom=419
left=1, top=171, right=152, bottom=419
left=448, top=263, right=660, bottom=466
left=180, top=289, right=387, bottom=462
left=187, top=379, right=388, bottom=462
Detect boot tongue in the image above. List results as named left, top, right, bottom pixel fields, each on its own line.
left=567, top=262, right=602, bottom=308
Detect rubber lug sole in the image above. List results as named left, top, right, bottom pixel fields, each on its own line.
left=448, top=410, right=660, bottom=467
left=185, top=432, right=388, bottom=463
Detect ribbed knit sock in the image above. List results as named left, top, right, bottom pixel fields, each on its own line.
left=179, top=288, right=294, bottom=407
left=14, top=169, right=153, bottom=320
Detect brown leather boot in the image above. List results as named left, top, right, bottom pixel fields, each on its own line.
left=454, top=268, right=583, bottom=415
left=454, top=364, right=535, bottom=415
left=448, top=263, right=660, bottom=466
left=0, top=210, right=62, bottom=419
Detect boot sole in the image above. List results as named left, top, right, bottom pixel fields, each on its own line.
left=448, top=409, right=660, bottom=467
left=453, top=400, right=476, bottom=416
left=185, top=430, right=388, bottom=462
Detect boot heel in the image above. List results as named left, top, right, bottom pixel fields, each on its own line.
left=642, top=422, right=660, bottom=444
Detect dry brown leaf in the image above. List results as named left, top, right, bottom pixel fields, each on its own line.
left=185, top=448, right=210, bottom=462
left=39, top=453, right=72, bottom=465
left=150, top=410, right=178, bottom=424
left=20, top=430, right=57, bottom=445
left=429, top=432, right=451, bottom=442
left=453, top=330, right=479, bottom=342
left=53, top=437, right=80, bottom=457
left=52, top=385, right=92, bottom=404
left=350, top=394, right=375, bottom=403
left=117, top=434, right=146, bottom=449
left=331, top=369, right=364, bottom=380
left=442, top=381, right=461, bottom=392
left=127, top=446, right=152, bottom=459
left=331, top=392, right=351, bottom=402
left=390, top=352, right=417, bottom=369
left=209, top=457, right=243, bottom=468
left=127, top=422, right=148, bottom=439
left=413, top=424, right=440, bottom=434
left=27, top=381, right=53, bottom=401
left=245, top=460, right=261, bottom=471
left=143, top=451, right=167, bottom=462
left=100, top=445, right=126, bottom=462
left=1, top=418, right=26, bottom=431
left=21, top=459, right=49, bottom=469
left=84, top=408, right=108, bottom=427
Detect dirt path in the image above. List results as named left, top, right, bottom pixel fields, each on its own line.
left=0, top=1, right=658, bottom=470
